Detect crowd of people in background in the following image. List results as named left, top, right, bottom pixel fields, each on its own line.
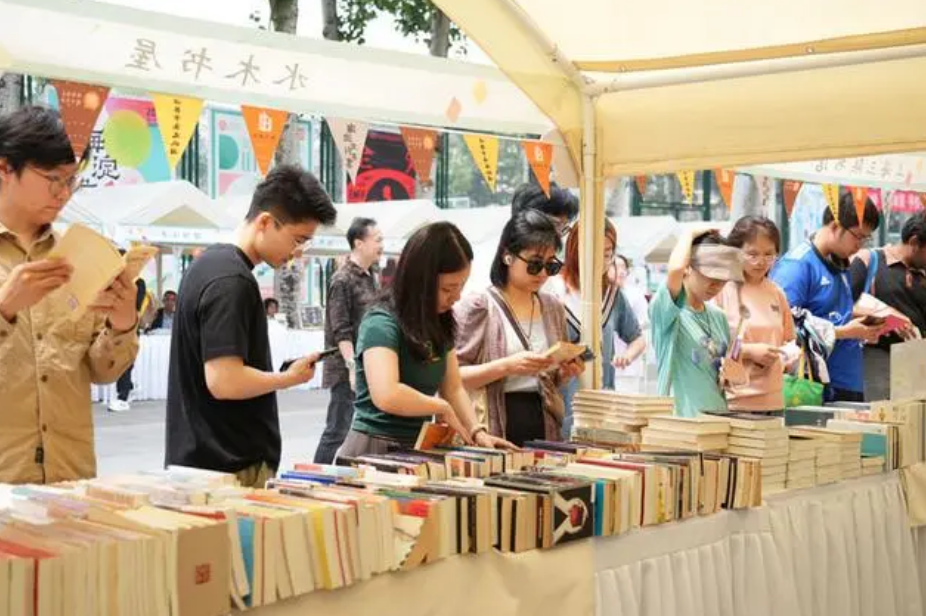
left=2, top=104, right=926, bottom=488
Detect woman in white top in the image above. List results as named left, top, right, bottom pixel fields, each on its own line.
left=455, top=210, right=584, bottom=445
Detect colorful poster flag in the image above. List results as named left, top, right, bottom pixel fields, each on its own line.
left=327, top=117, right=370, bottom=183
left=152, top=94, right=203, bottom=170
left=783, top=180, right=803, bottom=218
left=50, top=80, right=110, bottom=158
left=400, top=127, right=439, bottom=186
left=822, top=184, right=841, bottom=224
left=522, top=141, right=553, bottom=196
left=715, top=169, right=735, bottom=210
left=464, top=134, right=499, bottom=192
left=850, top=186, right=870, bottom=227
left=676, top=171, right=696, bottom=203
left=634, top=176, right=647, bottom=197
left=241, top=105, right=288, bottom=176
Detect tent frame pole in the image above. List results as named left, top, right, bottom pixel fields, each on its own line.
left=579, top=94, right=604, bottom=391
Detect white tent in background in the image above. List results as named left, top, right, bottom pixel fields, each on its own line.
left=439, top=205, right=512, bottom=246
left=609, top=216, right=679, bottom=264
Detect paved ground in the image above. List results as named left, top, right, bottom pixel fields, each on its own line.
left=93, top=390, right=331, bottom=477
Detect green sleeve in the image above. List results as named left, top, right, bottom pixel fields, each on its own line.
left=356, top=310, right=401, bottom=355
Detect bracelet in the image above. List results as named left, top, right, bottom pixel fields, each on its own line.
left=470, top=424, right=489, bottom=440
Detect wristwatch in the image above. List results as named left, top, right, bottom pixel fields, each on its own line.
left=344, top=358, right=356, bottom=371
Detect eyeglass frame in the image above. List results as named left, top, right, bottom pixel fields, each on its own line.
left=512, top=252, right=563, bottom=276
left=28, top=154, right=90, bottom=200
left=267, top=212, right=315, bottom=250
left=844, top=226, right=873, bottom=246
left=741, top=252, right=779, bottom=265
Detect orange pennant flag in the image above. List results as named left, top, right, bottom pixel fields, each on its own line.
left=241, top=105, right=289, bottom=176
left=919, top=193, right=926, bottom=210
left=822, top=184, right=841, bottom=224
left=400, top=127, right=439, bottom=186
left=851, top=186, right=869, bottom=227
left=522, top=141, right=553, bottom=196
left=783, top=180, right=803, bottom=218
left=634, top=175, right=647, bottom=196
left=51, top=80, right=110, bottom=159
left=676, top=171, right=696, bottom=203
left=715, top=169, right=735, bottom=211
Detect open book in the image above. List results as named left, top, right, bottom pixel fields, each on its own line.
left=50, top=223, right=158, bottom=321
left=543, top=342, right=588, bottom=364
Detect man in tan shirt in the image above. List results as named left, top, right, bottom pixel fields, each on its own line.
left=0, top=106, right=139, bottom=484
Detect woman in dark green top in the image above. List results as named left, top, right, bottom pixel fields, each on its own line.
left=337, top=222, right=516, bottom=459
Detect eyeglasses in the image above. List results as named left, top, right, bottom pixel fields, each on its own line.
left=743, top=253, right=778, bottom=265
left=514, top=253, right=563, bottom=276
left=268, top=213, right=314, bottom=249
left=29, top=158, right=87, bottom=199
left=845, top=227, right=873, bottom=246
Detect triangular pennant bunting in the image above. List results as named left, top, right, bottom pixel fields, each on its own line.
left=756, top=176, right=774, bottom=215
left=920, top=193, right=926, bottom=210
left=822, top=184, right=841, bottom=224
left=542, top=129, right=579, bottom=189
left=522, top=141, right=553, bottom=196
left=400, top=127, right=439, bottom=186
left=241, top=105, right=288, bottom=176
left=634, top=176, right=647, bottom=196
left=783, top=180, right=803, bottom=218
left=152, top=94, right=204, bottom=170
left=715, top=169, right=735, bottom=211
left=850, top=186, right=869, bottom=227
left=676, top=171, right=696, bottom=203
left=464, top=134, right=499, bottom=192
left=50, top=80, right=110, bottom=158
left=327, top=118, right=370, bottom=182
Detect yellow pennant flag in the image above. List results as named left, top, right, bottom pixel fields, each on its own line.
left=152, top=93, right=204, bottom=170
left=464, top=134, right=499, bottom=192
left=677, top=171, right=696, bottom=203
left=822, top=184, right=841, bottom=224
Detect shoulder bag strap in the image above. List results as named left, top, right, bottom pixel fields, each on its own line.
left=864, top=249, right=880, bottom=296
left=487, top=287, right=532, bottom=352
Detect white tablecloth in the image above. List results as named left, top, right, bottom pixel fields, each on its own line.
left=252, top=474, right=923, bottom=616
left=91, top=329, right=325, bottom=403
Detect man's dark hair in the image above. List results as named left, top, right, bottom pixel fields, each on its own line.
left=510, top=181, right=579, bottom=222
left=901, top=212, right=926, bottom=246
left=387, top=222, right=473, bottom=362
left=691, top=230, right=727, bottom=247
left=163, top=290, right=177, bottom=300
left=246, top=164, right=337, bottom=226
left=263, top=297, right=279, bottom=311
left=490, top=209, right=562, bottom=288
left=347, top=217, right=377, bottom=250
left=822, top=191, right=880, bottom=231
left=0, top=106, right=75, bottom=174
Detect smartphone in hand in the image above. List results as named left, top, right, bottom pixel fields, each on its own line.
left=279, top=347, right=339, bottom=372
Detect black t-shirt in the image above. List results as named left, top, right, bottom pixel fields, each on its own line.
left=165, top=244, right=280, bottom=472
left=850, top=248, right=926, bottom=350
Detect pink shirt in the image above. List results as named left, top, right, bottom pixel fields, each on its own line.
left=715, top=279, right=795, bottom=411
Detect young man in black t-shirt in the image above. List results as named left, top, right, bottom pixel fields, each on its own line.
left=165, top=165, right=337, bottom=487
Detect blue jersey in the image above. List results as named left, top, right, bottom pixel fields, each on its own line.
left=771, top=241, right=861, bottom=393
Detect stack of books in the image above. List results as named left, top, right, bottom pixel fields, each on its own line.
left=790, top=426, right=862, bottom=481
left=789, top=428, right=846, bottom=485
left=571, top=390, right=673, bottom=445
left=716, top=413, right=789, bottom=494
left=862, top=455, right=887, bottom=475
left=641, top=415, right=731, bottom=452
left=786, top=436, right=818, bottom=490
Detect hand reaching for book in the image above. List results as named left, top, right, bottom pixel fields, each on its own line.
left=0, top=258, right=73, bottom=322
left=473, top=430, right=519, bottom=451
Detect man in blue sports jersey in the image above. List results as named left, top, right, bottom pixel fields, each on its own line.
left=771, top=192, right=883, bottom=402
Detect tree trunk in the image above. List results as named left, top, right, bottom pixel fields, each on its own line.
left=268, top=0, right=304, bottom=328
left=321, top=0, right=341, bottom=41
left=0, top=72, right=24, bottom=116
left=429, top=9, right=451, bottom=58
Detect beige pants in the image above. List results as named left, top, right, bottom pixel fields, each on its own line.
left=234, top=461, right=276, bottom=488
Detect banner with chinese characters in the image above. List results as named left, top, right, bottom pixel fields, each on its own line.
left=888, top=190, right=926, bottom=214
left=822, top=184, right=841, bottom=222
left=152, top=94, right=203, bottom=170
left=850, top=186, right=869, bottom=226
left=327, top=117, right=370, bottom=183
left=50, top=80, right=110, bottom=158
left=676, top=171, right=696, bottom=203
left=741, top=155, right=926, bottom=193
left=464, top=134, right=499, bottom=192
left=400, top=127, right=439, bottom=186
left=522, top=141, right=553, bottom=196
left=783, top=180, right=803, bottom=218
left=241, top=105, right=288, bottom=176
left=715, top=169, right=735, bottom=210
left=347, top=130, right=416, bottom=203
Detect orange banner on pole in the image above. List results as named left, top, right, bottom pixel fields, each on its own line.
left=677, top=171, right=696, bottom=204
left=50, top=80, right=110, bottom=158
left=715, top=169, right=735, bottom=210
left=783, top=180, right=803, bottom=218
left=152, top=94, right=204, bottom=170
left=822, top=184, right=841, bottom=224
left=851, top=186, right=870, bottom=227
left=241, top=105, right=288, bottom=176
left=400, top=127, right=439, bottom=186
left=522, top=141, right=553, bottom=196
left=464, top=134, right=499, bottom=192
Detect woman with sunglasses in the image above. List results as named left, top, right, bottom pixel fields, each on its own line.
left=455, top=210, right=585, bottom=446
left=715, top=216, right=796, bottom=413
left=548, top=220, right=646, bottom=438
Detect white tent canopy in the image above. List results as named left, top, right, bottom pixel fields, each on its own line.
left=0, top=0, right=552, bottom=137
left=439, top=205, right=512, bottom=245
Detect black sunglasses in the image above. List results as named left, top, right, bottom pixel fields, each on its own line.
left=514, top=253, right=563, bottom=276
